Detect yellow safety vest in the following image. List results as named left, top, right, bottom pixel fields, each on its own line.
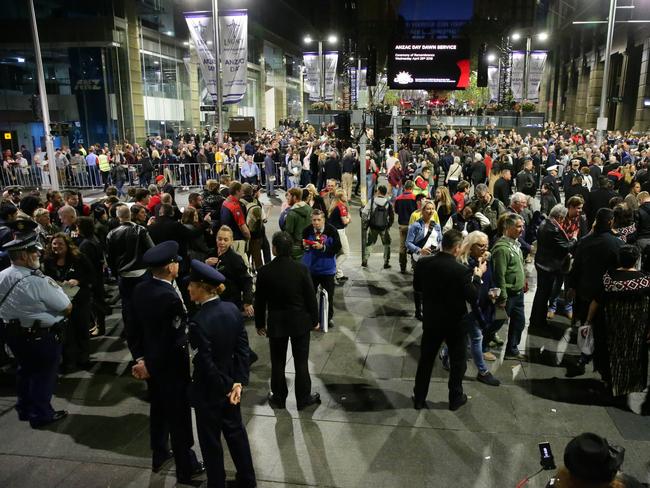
left=98, top=154, right=110, bottom=172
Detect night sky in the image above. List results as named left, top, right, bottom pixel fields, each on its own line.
left=398, top=0, right=474, bottom=20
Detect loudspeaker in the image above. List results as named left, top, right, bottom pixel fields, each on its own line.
left=373, top=112, right=391, bottom=139
left=401, top=118, right=411, bottom=134
left=366, top=46, right=377, bottom=87
left=477, top=43, right=488, bottom=88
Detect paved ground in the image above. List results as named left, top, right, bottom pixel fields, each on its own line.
left=1, top=190, right=650, bottom=487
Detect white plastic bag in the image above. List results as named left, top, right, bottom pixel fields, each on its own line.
left=577, top=324, right=594, bottom=355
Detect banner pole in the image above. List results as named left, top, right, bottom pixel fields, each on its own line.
left=212, top=0, right=224, bottom=144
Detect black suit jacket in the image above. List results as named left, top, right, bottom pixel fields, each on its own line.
left=148, top=216, right=192, bottom=261
left=188, top=299, right=250, bottom=407
left=132, top=277, right=189, bottom=379
left=585, top=188, right=617, bottom=226
left=206, top=247, right=253, bottom=307
left=254, top=256, right=318, bottom=337
left=413, top=252, right=480, bottom=330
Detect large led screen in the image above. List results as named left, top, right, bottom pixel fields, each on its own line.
left=387, top=40, right=470, bottom=90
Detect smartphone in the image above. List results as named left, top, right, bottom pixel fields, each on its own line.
left=539, top=442, right=556, bottom=470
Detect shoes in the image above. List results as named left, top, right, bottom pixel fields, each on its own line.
left=400, top=267, right=407, bottom=274
left=491, top=334, right=505, bottom=346
left=449, top=394, right=468, bottom=411
left=30, top=410, right=68, bottom=429
left=337, top=276, right=349, bottom=282
left=152, top=450, right=174, bottom=473
left=483, top=351, right=497, bottom=361
left=191, top=461, right=205, bottom=477
left=361, top=261, right=368, bottom=268
left=546, top=310, right=555, bottom=320
left=297, top=393, right=321, bottom=410
left=328, top=320, right=334, bottom=329
left=383, top=263, right=391, bottom=269
left=412, top=395, right=428, bottom=410
left=504, top=352, right=528, bottom=361
left=477, top=372, right=500, bottom=386
left=267, top=392, right=286, bottom=409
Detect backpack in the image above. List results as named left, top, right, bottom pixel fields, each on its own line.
left=369, top=199, right=390, bottom=230
left=244, top=200, right=262, bottom=237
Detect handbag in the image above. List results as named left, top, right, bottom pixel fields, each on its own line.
left=577, top=324, right=595, bottom=355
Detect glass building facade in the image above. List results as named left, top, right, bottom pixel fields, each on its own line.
left=0, top=0, right=307, bottom=154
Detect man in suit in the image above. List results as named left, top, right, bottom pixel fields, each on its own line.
left=255, top=231, right=321, bottom=411
left=412, top=229, right=485, bottom=411
left=131, top=241, right=204, bottom=483
left=187, top=259, right=256, bottom=488
left=585, top=177, right=617, bottom=227
left=147, top=203, right=192, bottom=271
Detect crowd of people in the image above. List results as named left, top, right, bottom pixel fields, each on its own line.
left=1, top=119, right=650, bottom=487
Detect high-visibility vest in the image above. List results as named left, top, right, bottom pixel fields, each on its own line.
left=98, top=154, right=110, bottom=172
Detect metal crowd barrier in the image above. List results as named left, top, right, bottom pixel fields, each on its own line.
left=0, top=161, right=304, bottom=191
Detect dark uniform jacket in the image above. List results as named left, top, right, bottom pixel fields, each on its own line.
left=206, top=247, right=253, bottom=308
left=414, top=252, right=480, bottom=330
left=132, top=277, right=189, bottom=378
left=254, top=256, right=318, bottom=338
left=188, top=299, right=250, bottom=406
left=106, top=222, right=154, bottom=276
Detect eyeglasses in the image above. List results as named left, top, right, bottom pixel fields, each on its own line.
left=473, top=243, right=488, bottom=249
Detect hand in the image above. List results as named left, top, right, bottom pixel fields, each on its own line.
left=204, top=213, right=212, bottom=222
left=243, top=304, right=254, bottom=317
left=420, top=248, right=431, bottom=256
left=65, top=279, right=80, bottom=287
left=131, top=359, right=150, bottom=380
left=147, top=217, right=156, bottom=226
left=257, top=327, right=267, bottom=337
left=313, top=323, right=321, bottom=331
left=474, top=259, right=487, bottom=278
left=311, top=241, right=324, bottom=250
left=205, top=257, right=219, bottom=266
left=228, top=384, right=242, bottom=405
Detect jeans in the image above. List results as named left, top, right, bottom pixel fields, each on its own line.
left=466, top=315, right=489, bottom=374
left=367, top=174, right=375, bottom=199
left=391, top=186, right=402, bottom=201
left=504, top=292, right=526, bottom=355
left=88, top=165, right=100, bottom=186
left=548, top=275, right=573, bottom=314
left=265, top=174, right=275, bottom=195
left=335, top=228, right=350, bottom=279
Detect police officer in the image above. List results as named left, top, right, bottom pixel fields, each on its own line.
left=0, top=225, right=72, bottom=428
left=131, top=241, right=204, bottom=482
left=187, top=259, right=256, bottom=488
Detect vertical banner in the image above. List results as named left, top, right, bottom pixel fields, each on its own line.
left=487, top=66, right=499, bottom=102
left=303, top=52, right=320, bottom=101
left=510, top=51, right=526, bottom=101
left=324, top=52, right=338, bottom=102
left=527, top=51, right=547, bottom=101
left=218, top=9, right=247, bottom=104
left=350, top=67, right=358, bottom=105
left=185, top=13, right=218, bottom=103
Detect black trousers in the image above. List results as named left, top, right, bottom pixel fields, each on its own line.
left=195, top=402, right=256, bottom=488
left=311, top=274, right=335, bottom=320
left=529, top=266, right=558, bottom=327
left=148, top=374, right=198, bottom=479
left=269, top=333, right=311, bottom=402
left=62, top=298, right=91, bottom=368
left=413, top=324, right=467, bottom=404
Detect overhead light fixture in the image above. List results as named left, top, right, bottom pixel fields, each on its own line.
left=537, top=32, right=548, bottom=41
left=349, top=56, right=354, bottom=61
left=303, top=35, right=313, bottom=44
left=183, top=41, right=189, bottom=46
left=327, top=34, right=337, bottom=44
left=154, top=60, right=159, bottom=65
left=16, top=57, right=25, bottom=63
left=511, top=32, right=521, bottom=40
left=487, top=53, right=496, bottom=62
left=166, top=30, right=173, bottom=36
left=617, top=5, right=635, bottom=8
left=207, top=40, right=213, bottom=45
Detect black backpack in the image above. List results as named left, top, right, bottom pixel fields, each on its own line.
left=369, top=199, right=390, bottom=230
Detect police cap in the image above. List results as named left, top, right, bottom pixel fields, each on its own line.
left=189, top=259, right=225, bottom=286
left=142, top=240, right=182, bottom=267
left=2, top=231, right=43, bottom=252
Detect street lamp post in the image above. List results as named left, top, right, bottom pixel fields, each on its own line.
left=212, top=0, right=224, bottom=144
left=598, top=0, right=617, bottom=145
left=304, top=34, right=337, bottom=116
left=28, top=0, right=59, bottom=190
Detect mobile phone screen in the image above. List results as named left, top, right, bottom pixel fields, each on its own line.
left=539, top=442, right=555, bottom=470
